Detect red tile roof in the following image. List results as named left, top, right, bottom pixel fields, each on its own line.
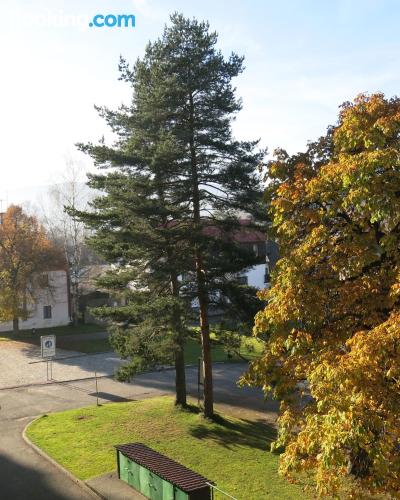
left=203, top=219, right=266, bottom=244
left=162, top=217, right=266, bottom=244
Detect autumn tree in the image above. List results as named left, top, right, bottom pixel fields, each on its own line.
left=0, top=205, right=65, bottom=334
left=244, top=94, right=400, bottom=496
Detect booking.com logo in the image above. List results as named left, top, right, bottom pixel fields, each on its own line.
left=89, top=14, right=135, bottom=28
left=4, top=9, right=136, bottom=31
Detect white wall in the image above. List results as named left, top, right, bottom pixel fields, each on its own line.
left=190, top=262, right=268, bottom=311
left=0, top=270, right=71, bottom=332
left=245, top=263, right=267, bottom=289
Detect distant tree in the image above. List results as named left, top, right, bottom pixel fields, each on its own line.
left=75, top=14, right=266, bottom=417
left=244, top=93, right=400, bottom=497
left=41, top=159, right=100, bottom=325
left=0, top=205, right=65, bottom=334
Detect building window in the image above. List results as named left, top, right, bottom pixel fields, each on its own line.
left=43, top=305, right=52, bottom=319
left=237, top=275, right=248, bottom=285
left=39, top=274, right=49, bottom=287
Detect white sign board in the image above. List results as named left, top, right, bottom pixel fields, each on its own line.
left=198, top=357, right=204, bottom=385
left=41, top=335, right=56, bottom=358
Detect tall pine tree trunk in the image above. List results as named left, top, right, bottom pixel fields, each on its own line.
left=195, top=249, right=214, bottom=418
left=174, top=336, right=187, bottom=407
left=189, top=91, right=214, bottom=418
left=13, top=316, right=19, bottom=336
left=170, top=273, right=187, bottom=407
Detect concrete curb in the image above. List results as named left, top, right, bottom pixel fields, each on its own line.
left=0, top=374, right=112, bottom=391
left=22, top=418, right=102, bottom=499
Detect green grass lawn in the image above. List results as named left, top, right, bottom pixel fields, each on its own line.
left=0, top=323, right=103, bottom=341
left=26, top=396, right=308, bottom=500
left=56, top=337, right=111, bottom=353
left=0, top=323, right=109, bottom=352
left=0, top=323, right=263, bottom=364
left=68, top=334, right=263, bottom=360
left=185, top=336, right=263, bottom=364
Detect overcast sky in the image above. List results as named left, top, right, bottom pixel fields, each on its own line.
left=1, top=0, right=400, bottom=205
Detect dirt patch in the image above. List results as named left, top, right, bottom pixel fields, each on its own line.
left=75, top=415, right=94, bottom=421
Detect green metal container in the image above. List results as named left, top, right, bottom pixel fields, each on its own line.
left=116, top=443, right=213, bottom=500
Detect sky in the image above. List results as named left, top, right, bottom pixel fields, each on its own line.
left=1, top=0, right=400, bottom=205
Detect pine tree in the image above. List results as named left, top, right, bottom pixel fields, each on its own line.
left=74, top=71, right=193, bottom=405
left=128, top=14, right=266, bottom=417
left=75, top=13, right=266, bottom=417
left=72, top=168, right=192, bottom=406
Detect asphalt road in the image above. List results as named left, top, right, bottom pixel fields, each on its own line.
left=0, top=341, right=277, bottom=499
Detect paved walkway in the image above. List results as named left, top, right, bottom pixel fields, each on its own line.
left=0, top=341, right=121, bottom=388
left=1, top=385, right=96, bottom=500
left=87, top=472, right=147, bottom=500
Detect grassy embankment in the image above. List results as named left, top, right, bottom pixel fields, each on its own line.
left=26, top=395, right=309, bottom=500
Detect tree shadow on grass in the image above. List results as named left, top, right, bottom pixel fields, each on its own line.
left=0, top=333, right=39, bottom=347
left=189, top=413, right=276, bottom=451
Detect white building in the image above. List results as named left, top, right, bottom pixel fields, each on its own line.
left=244, top=262, right=270, bottom=289
left=233, top=224, right=279, bottom=290
left=190, top=221, right=279, bottom=316
left=0, top=270, right=71, bottom=332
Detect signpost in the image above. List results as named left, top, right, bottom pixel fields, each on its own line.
left=197, top=356, right=204, bottom=408
left=41, top=335, right=56, bottom=380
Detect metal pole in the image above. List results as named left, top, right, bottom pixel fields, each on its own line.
left=206, top=483, right=237, bottom=500
left=197, top=357, right=200, bottom=408
left=95, top=371, right=99, bottom=406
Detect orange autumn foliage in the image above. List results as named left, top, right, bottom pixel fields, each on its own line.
left=244, top=94, right=400, bottom=497
left=0, top=205, right=65, bottom=329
